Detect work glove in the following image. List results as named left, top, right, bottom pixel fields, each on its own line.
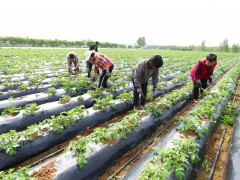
left=92, top=76, right=96, bottom=82
left=74, top=67, right=79, bottom=72
left=106, top=71, right=111, bottom=77
left=68, top=67, right=72, bottom=73
left=209, top=76, right=213, bottom=84
left=196, top=79, right=202, bottom=88
left=152, top=87, right=156, bottom=95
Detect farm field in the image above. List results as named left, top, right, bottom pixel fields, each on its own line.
left=0, top=48, right=240, bottom=180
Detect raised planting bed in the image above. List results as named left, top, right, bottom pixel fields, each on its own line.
left=0, top=97, right=132, bottom=170
left=28, top=84, right=193, bottom=179
left=0, top=88, right=87, bottom=113
left=121, top=62, right=240, bottom=180
left=225, top=103, right=240, bottom=180
left=0, top=84, right=133, bottom=134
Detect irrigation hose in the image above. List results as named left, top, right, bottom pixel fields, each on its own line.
left=208, top=83, right=239, bottom=180
left=29, top=147, right=65, bottom=168
left=107, top=64, right=237, bottom=179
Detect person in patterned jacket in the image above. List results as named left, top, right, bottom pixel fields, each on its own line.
left=84, top=50, right=114, bottom=88
left=190, top=54, right=217, bottom=100
left=132, top=55, right=163, bottom=109
left=66, top=52, right=79, bottom=73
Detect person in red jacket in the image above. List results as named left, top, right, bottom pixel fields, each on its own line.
left=190, top=54, right=217, bottom=100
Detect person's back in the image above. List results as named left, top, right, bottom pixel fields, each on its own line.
left=89, top=41, right=98, bottom=52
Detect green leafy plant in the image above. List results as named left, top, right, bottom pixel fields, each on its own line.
left=22, top=103, right=38, bottom=118
left=8, top=96, right=15, bottom=101
left=201, top=155, right=211, bottom=172
left=1, top=105, right=22, bottom=116
left=145, top=105, right=163, bottom=117
left=139, top=138, right=200, bottom=180
left=66, top=113, right=141, bottom=169
left=93, top=94, right=116, bottom=111
left=59, top=94, right=71, bottom=103
left=77, top=96, right=84, bottom=102
left=0, top=166, right=31, bottom=179
left=177, top=117, right=209, bottom=138
left=18, top=84, right=29, bottom=91
left=45, top=87, right=57, bottom=95
left=117, top=90, right=132, bottom=102
left=0, top=130, right=20, bottom=156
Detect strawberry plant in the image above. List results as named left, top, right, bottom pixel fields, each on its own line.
left=59, top=94, right=71, bottom=103
left=117, top=90, right=132, bottom=102
left=146, top=105, right=163, bottom=117
left=0, top=166, right=30, bottom=179
left=1, top=105, right=22, bottom=116
left=177, top=117, right=209, bottom=138
left=18, top=84, right=29, bottom=91
left=93, top=94, right=116, bottom=111
left=45, top=87, right=57, bottom=95
left=139, top=138, right=200, bottom=180
left=22, top=103, right=38, bottom=118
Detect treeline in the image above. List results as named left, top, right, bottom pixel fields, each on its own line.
left=0, top=37, right=132, bottom=49
left=0, top=36, right=239, bottom=53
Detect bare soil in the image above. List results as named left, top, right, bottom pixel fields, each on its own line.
left=30, top=160, right=57, bottom=180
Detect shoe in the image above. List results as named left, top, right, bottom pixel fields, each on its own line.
left=193, top=99, right=198, bottom=103
left=134, top=105, right=143, bottom=110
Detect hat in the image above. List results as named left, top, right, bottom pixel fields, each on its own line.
left=84, top=50, right=95, bottom=61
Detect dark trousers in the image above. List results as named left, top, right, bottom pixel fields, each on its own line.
left=87, top=62, right=99, bottom=78
left=132, top=78, right=148, bottom=107
left=98, top=65, right=114, bottom=88
left=193, top=78, right=208, bottom=99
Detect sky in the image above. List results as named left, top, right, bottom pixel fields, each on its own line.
left=0, top=0, right=240, bottom=46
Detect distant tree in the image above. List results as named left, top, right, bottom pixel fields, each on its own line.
left=136, top=37, right=146, bottom=47
left=231, top=44, right=240, bottom=53
left=189, top=44, right=195, bottom=51
left=219, top=38, right=230, bottom=52
left=201, top=40, right=206, bottom=51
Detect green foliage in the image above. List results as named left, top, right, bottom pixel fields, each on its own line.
left=0, top=130, right=20, bottom=156
left=139, top=138, right=200, bottom=180
left=77, top=96, right=84, bottom=102
left=18, top=84, right=29, bottom=91
left=1, top=105, right=22, bottom=116
left=219, top=38, right=230, bottom=52
left=145, top=105, right=163, bottom=117
left=93, top=94, right=116, bottom=111
left=231, top=44, right=240, bottom=53
left=0, top=166, right=31, bottom=180
left=66, top=113, right=141, bottom=169
left=201, top=155, right=211, bottom=172
left=177, top=117, right=209, bottom=138
left=117, top=90, right=133, bottom=102
left=22, top=103, right=38, bottom=118
left=220, top=102, right=237, bottom=125
left=45, top=87, right=57, bottom=95
left=136, top=37, right=146, bottom=47
left=59, top=94, right=71, bottom=103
